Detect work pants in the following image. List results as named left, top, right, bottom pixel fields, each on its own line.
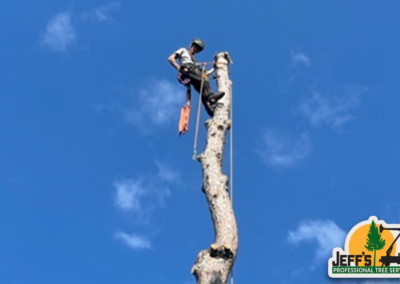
left=181, top=64, right=214, bottom=116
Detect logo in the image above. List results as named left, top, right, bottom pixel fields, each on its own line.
left=329, top=216, right=400, bottom=278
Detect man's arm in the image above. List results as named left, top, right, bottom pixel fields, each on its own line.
left=168, top=52, right=181, bottom=71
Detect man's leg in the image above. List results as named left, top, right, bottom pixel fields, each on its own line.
left=200, top=81, right=219, bottom=117
left=186, top=68, right=224, bottom=117
left=201, top=93, right=216, bottom=117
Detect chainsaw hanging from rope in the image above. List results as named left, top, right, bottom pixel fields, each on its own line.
left=177, top=73, right=192, bottom=136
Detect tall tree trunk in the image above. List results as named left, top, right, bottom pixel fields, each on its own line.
left=191, top=52, right=238, bottom=284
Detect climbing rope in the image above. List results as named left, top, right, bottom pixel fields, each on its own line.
left=193, top=64, right=207, bottom=160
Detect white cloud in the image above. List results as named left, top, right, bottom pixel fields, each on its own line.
left=257, top=130, right=311, bottom=168
left=113, top=177, right=170, bottom=222
left=124, top=80, right=184, bottom=131
left=82, top=2, right=121, bottom=23
left=288, top=219, right=346, bottom=262
left=113, top=162, right=179, bottom=250
left=113, top=161, right=178, bottom=222
left=299, top=87, right=366, bottom=129
left=155, top=160, right=181, bottom=183
left=114, top=179, right=145, bottom=213
left=115, top=231, right=151, bottom=250
left=41, top=12, right=76, bottom=52
left=291, top=51, right=311, bottom=67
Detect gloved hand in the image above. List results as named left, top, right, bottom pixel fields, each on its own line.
left=179, top=66, right=189, bottom=75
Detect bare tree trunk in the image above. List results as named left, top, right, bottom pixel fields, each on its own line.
left=191, top=52, right=238, bottom=284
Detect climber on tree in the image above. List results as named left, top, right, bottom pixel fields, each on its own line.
left=168, top=38, right=225, bottom=117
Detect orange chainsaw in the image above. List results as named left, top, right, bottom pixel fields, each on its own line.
left=178, top=74, right=191, bottom=136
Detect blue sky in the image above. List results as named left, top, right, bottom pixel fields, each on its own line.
left=1, top=1, right=400, bottom=283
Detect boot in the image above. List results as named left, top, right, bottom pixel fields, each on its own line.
left=204, top=102, right=215, bottom=117
left=207, top=91, right=225, bottom=105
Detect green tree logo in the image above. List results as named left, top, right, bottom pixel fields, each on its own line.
left=364, top=220, right=386, bottom=267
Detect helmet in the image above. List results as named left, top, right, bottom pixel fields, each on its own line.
left=191, top=38, right=205, bottom=51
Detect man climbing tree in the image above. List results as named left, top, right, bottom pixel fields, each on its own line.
left=168, top=39, right=225, bottom=117
left=365, top=220, right=386, bottom=267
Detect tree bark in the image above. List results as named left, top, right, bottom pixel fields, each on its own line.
left=191, top=52, right=238, bottom=284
